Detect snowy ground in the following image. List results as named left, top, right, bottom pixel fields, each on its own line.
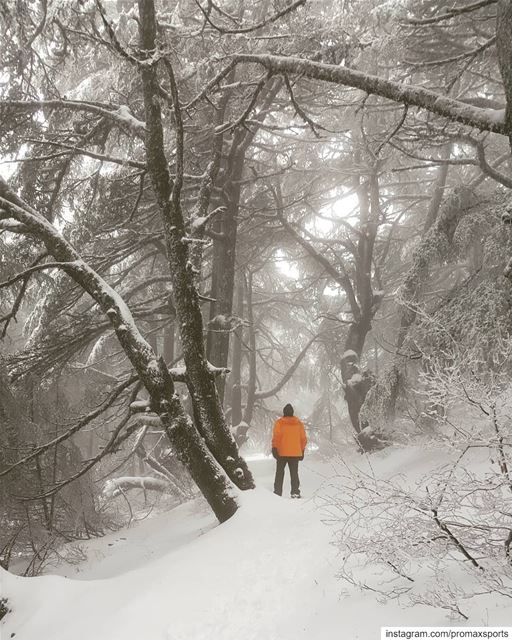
left=2, top=447, right=512, bottom=639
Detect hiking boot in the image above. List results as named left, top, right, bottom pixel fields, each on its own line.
left=291, top=493, right=301, bottom=499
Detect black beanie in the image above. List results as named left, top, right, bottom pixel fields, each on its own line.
left=283, top=403, right=294, bottom=417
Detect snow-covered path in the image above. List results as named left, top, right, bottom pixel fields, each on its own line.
left=2, top=450, right=511, bottom=639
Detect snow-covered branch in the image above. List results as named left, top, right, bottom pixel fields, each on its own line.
left=406, top=0, right=497, bottom=26
left=0, top=100, right=146, bottom=138
left=194, top=0, right=305, bottom=34
left=233, top=54, right=507, bottom=135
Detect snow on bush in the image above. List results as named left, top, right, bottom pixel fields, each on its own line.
left=329, top=332, right=512, bottom=618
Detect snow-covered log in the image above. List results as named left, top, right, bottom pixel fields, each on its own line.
left=129, top=400, right=152, bottom=413
left=103, top=476, right=170, bottom=498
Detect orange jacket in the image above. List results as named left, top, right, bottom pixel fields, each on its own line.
left=272, top=416, right=307, bottom=458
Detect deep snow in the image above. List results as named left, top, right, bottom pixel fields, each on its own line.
left=2, top=447, right=512, bottom=639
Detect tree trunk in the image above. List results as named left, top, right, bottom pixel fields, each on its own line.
left=496, top=0, right=512, bottom=146
left=339, top=171, right=380, bottom=438
left=163, top=323, right=175, bottom=363
left=0, top=361, right=23, bottom=471
left=230, top=274, right=244, bottom=427
left=243, top=271, right=257, bottom=425
left=206, top=79, right=283, bottom=402
left=422, top=146, right=450, bottom=234
left=206, top=173, right=241, bottom=403
left=340, top=320, right=373, bottom=433
left=136, top=0, right=254, bottom=491
left=361, top=186, right=473, bottom=428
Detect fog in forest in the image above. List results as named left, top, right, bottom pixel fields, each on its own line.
left=1, top=1, right=512, bottom=637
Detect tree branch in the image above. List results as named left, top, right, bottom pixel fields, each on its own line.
left=406, top=0, right=497, bottom=26
left=25, top=139, right=146, bottom=169
left=193, top=0, right=306, bottom=35
left=0, top=100, right=146, bottom=137
left=0, top=374, right=136, bottom=478
left=255, top=334, right=318, bottom=399
left=232, top=54, right=507, bottom=135
left=275, top=208, right=361, bottom=319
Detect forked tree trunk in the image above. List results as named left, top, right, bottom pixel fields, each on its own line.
left=137, top=0, right=254, bottom=491
left=337, top=169, right=380, bottom=445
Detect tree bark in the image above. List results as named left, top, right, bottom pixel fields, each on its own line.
left=163, top=323, right=175, bottom=364
left=206, top=153, right=243, bottom=401
left=230, top=274, right=244, bottom=427
left=243, top=271, right=257, bottom=425
left=496, top=0, right=512, bottom=146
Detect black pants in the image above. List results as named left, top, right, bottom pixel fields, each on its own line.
left=274, top=457, right=300, bottom=496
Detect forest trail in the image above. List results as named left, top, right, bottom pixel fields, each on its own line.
left=2, top=449, right=511, bottom=639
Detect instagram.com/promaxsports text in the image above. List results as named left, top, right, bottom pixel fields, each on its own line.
left=381, top=629, right=512, bottom=639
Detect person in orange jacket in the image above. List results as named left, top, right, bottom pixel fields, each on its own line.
left=272, top=403, right=307, bottom=498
